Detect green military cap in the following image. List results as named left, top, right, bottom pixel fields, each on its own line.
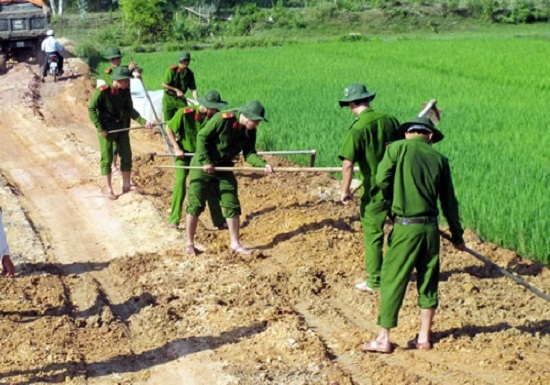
left=240, top=101, right=269, bottom=122
left=177, top=51, right=191, bottom=62
left=198, top=90, right=228, bottom=110
left=110, top=66, right=133, bottom=81
left=398, top=116, right=444, bottom=143
left=339, top=83, right=376, bottom=107
left=104, top=47, right=123, bottom=60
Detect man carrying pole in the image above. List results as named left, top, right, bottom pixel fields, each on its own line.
left=165, top=90, right=227, bottom=229
left=162, top=51, right=198, bottom=121
left=338, top=83, right=400, bottom=292
left=362, top=117, right=465, bottom=353
left=101, top=47, right=141, bottom=174
left=185, top=101, right=273, bottom=255
left=88, top=67, right=153, bottom=200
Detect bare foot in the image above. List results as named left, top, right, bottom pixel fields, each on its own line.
left=2, top=256, right=15, bottom=278
left=107, top=191, right=117, bottom=200
left=407, top=335, right=432, bottom=350
left=122, top=185, right=142, bottom=194
left=185, top=244, right=196, bottom=255
left=231, top=245, right=252, bottom=255
left=360, top=340, right=392, bottom=354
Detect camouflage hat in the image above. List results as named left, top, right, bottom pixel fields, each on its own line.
left=338, top=83, right=376, bottom=107
left=177, top=51, right=191, bottom=62
left=240, top=101, right=268, bottom=122
left=110, top=66, right=133, bottom=81
left=398, top=117, right=444, bottom=143
left=198, top=90, right=227, bottom=110
left=104, top=47, right=123, bottom=60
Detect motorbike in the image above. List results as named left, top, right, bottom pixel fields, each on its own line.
left=46, top=53, right=59, bottom=82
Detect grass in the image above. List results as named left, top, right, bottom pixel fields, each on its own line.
left=90, top=25, right=550, bottom=264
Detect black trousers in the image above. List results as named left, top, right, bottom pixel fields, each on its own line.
left=42, top=52, right=64, bottom=76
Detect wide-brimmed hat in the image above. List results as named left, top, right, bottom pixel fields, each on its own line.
left=110, top=66, right=132, bottom=81
left=398, top=117, right=444, bottom=143
left=104, top=47, right=122, bottom=60
left=240, top=101, right=268, bottom=122
left=177, top=51, right=191, bottom=62
left=198, top=90, right=227, bottom=110
left=339, top=83, right=376, bottom=107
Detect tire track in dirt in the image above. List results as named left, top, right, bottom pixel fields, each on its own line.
left=0, top=62, right=176, bottom=383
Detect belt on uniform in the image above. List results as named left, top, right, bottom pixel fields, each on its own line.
left=394, top=216, right=437, bottom=225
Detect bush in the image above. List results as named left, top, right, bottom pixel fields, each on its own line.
left=74, top=42, right=102, bottom=71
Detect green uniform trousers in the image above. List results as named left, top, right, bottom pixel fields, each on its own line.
left=378, top=221, right=440, bottom=329
left=360, top=198, right=391, bottom=289
left=169, top=157, right=225, bottom=227
left=99, top=133, right=132, bottom=176
left=162, top=95, right=188, bottom=122
left=186, top=170, right=241, bottom=219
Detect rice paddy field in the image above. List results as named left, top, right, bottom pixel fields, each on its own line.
left=118, top=29, right=549, bottom=264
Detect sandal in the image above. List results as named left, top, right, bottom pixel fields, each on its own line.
left=360, top=340, right=392, bottom=354
left=355, top=281, right=377, bottom=292
left=406, top=335, right=432, bottom=351
left=231, top=245, right=252, bottom=255
left=185, top=244, right=196, bottom=255
left=122, top=185, right=142, bottom=194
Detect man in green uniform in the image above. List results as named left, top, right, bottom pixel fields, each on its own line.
left=88, top=67, right=153, bottom=200
left=162, top=51, right=198, bottom=121
left=362, top=117, right=465, bottom=354
left=101, top=47, right=141, bottom=174
left=165, top=90, right=227, bottom=229
left=102, top=47, right=140, bottom=87
left=338, top=83, right=400, bottom=292
left=185, top=101, right=273, bottom=255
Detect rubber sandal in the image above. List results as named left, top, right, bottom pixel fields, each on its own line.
left=406, top=335, right=432, bottom=351
left=355, top=281, right=376, bottom=292
left=231, top=246, right=252, bottom=255
left=360, top=340, right=392, bottom=354
left=122, top=185, right=142, bottom=194
left=185, top=244, right=196, bottom=255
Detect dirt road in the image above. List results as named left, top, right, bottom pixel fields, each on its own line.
left=0, top=60, right=548, bottom=385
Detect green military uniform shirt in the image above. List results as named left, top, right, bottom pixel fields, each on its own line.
left=376, top=136, right=464, bottom=244
left=338, top=109, right=399, bottom=200
left=162, top=65, right=196, bottom=99
left=88, top=85, right=146, bottom=133
left=191, top=112, right=266, bottom=168
left=167, top=106, right=202, bottom=152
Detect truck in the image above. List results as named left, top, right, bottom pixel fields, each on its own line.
left=0, top=0, right=50, bottom=71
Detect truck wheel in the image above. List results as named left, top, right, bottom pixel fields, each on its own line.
left=0, top=53, right=7, bottom=72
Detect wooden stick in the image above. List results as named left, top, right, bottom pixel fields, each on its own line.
left=154, top=150, right=317, bottom=158
left=439, top=231, right=550, bottom=302
left=107, top=122, right=166, bottom=134
left=154, top=165, right=358, bottom=173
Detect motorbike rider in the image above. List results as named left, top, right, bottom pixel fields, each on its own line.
left=41, top=29, right=64, bottom=82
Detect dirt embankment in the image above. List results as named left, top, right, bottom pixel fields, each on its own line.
left=0, top=59, right=548, bottom=385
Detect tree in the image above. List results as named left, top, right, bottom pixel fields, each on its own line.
left=119, top=0, right=167, bottom=43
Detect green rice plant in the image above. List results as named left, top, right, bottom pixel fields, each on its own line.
left=126, top=32, right=549, bottom=263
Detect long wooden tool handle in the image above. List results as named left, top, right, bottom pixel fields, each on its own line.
left=154, top=150, right=317, bottom=158
left=439, top=231, right=550, bottom=302
left=154, top=165, right=358, bottom=173
left=108, top=126, right=151, bottom=134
